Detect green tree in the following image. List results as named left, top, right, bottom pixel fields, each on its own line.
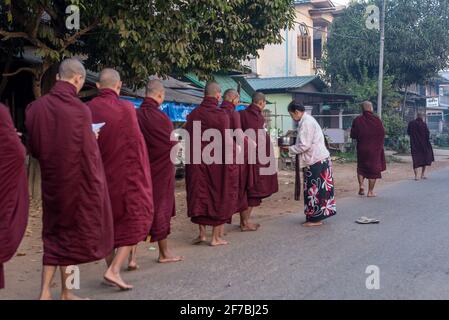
left=324, top=0, right=449, bottom=88
left=0, top=0, right=295, bottom=97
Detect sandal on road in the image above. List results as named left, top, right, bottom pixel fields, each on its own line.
left=356, top=217, right=380, bottom=225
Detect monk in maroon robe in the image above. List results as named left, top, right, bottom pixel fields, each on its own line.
left=136, top=79, right=183, bottom=262
left=350, top=101, right=386, bottom=197
left=407, top=113, right=434, bottom=180
left=26, top=59, right=114, bottom=300
left=220, top=89, right=259, bottom=231
left=185, top=82, right=239, bottom=246
left=87, top=69, right=154, bottom=290
left=0, top=103, right=29, bottom=290
left=239, top=92, right=279, bottom=227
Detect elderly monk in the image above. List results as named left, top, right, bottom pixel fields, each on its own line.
left=26, top=59, right=114, bottom=300
left=0, top=103, right=29, bottom=290
left=185, top=82, right=239, bottom=246
left=136, top=79, right=183, bottom=263
left=407, top=112, right=434, bottom=180
left=220, top=89, right=257, bottom=231
left=350, top=101, right=386, bottom=198
left=87, top=69, right=154, bottom=290
left=239, top=92, right=279, bottom=227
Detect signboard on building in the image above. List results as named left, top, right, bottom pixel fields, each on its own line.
left=426, top=97, right=439, bottom=108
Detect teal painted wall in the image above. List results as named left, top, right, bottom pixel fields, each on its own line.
left=265, top=93, right=295, bottom=134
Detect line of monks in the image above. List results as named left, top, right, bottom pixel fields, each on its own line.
left=0, top=58, right=278, bottom=299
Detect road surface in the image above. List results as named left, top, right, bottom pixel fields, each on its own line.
left=2, top=166, right=449, bottom=300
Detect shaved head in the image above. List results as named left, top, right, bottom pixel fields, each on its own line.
left=252, top=92, right=266, bottom=105
left=223, top=89, right=239, bottom=102
left=145, top=79, right=165, bottom=97
left=145, top=79, right=165, bottom=105
left=58, top=58, right=86, bottom=81
left=98, top=68, right=121, bottom=89
left=361, top=101, right=373, bottom=112
left=205, top=81, right=221, bottom=98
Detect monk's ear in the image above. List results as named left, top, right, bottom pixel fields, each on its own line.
left=56, top=74, right=61, bottom=81
left=96, top=82, right=101, bottom=89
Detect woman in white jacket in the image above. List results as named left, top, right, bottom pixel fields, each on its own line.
left=286, top=102, right=337, bottom=227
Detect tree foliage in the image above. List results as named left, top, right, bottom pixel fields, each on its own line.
left=324, top=0, right=449, bottom=88
left=0, top=0, right=296, bottom=95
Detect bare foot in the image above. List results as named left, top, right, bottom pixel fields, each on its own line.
left=61, top=291, right=90, bottom=300
left=240, top=223, right=261, bottom=232
left=414, top=177, right=420, bottom=181
left=302, top=221, right=323, bottom=227
left=127, top=262, right=139, bottom=272
left=103, top=269, right=133, bottom=291
left=358, top=188, right=365, bottom=196
left=210, top=238, right=229, bottom=246
left=192, top=236, right=207, bottom=245
left=158, top=255, right=184, bottom=263
left=367, top=192, right=377, bottom=198
left=421, top=176, right=428, bottom=180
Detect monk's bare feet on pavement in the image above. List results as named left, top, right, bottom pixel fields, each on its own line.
left=192, top=236, right=207, bottom=245
left=421, top=176, right=428, bottom=180
left=358, top=188, right=365, bottom=196
left=158, top=254, right=184, bottom=263
left=367, top=192, right=377, bottom=198
left=240, top=222, right=261, bottom=232
left=302, top=221, right=323, bottom=227
left=61, top=291, right=89, bottom=300
left=210, top=238, right=229, bottom=246
left=103, top=269, right=133, bottom=291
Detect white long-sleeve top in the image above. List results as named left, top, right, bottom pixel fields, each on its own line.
left=288, top=113, right=330, bottom=168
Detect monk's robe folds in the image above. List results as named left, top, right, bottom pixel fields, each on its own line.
left=137, top=97, right=176, bottom=242
left=88, top=89, right=154, bottom=248
left=407, top=118, right=434, bottom=169
left=239, top=104, right=278, bottom=207
left=220, top=101, right=251, bottom=213
left=185, top=97, right=239, bottom=226
left=350, top=111, right=386, bottom=179
left=0, top=104, right=29, bottom=289
left=26, top=81, right=114, bottom=266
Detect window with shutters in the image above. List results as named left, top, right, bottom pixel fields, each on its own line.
left=297, top=23, right=311, bottom=60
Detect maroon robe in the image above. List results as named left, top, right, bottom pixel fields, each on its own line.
left=136, top=97, right=176, bottom=242
left=220, top=101, right=249, bottom=213
left=350, top=111, right=387, bottom=179
left=407, top=118, right=434, bottom=169
left=87, top=89, right=153, bottom=248
left=0, top=104, right=29, bottom=289
left=185, top=97, right=239, bottom=226
left=25, top=81, right=114, bottom=266
left=239, top=104, right=278, bottom=207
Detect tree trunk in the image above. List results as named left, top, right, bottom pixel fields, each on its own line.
left=402, top=87, right=408, bottom=120
left=32, top=62, right=51, bottom=98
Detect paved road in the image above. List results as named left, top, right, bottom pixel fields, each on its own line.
left=3, top=166, right=449, bottom=300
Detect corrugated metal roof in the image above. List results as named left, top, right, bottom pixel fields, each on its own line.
left=245, top=76, right=320, bottom=91
left=184, top=73, right=253, bottom=104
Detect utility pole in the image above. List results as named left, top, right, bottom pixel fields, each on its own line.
left=377, top=0, right=387, bottom=119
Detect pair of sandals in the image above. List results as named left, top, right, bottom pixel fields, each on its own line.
left=355, top=217, right=380, bottom=225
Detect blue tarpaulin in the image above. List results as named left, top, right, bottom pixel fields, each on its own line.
left=120, top=96, right=247, bottom=122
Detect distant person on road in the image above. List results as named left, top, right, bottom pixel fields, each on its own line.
left=407, top=112, right=434, bottom=180
left=350, top=101, right=386, bottom=198
left=285, top=101, right=336, bottom=227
